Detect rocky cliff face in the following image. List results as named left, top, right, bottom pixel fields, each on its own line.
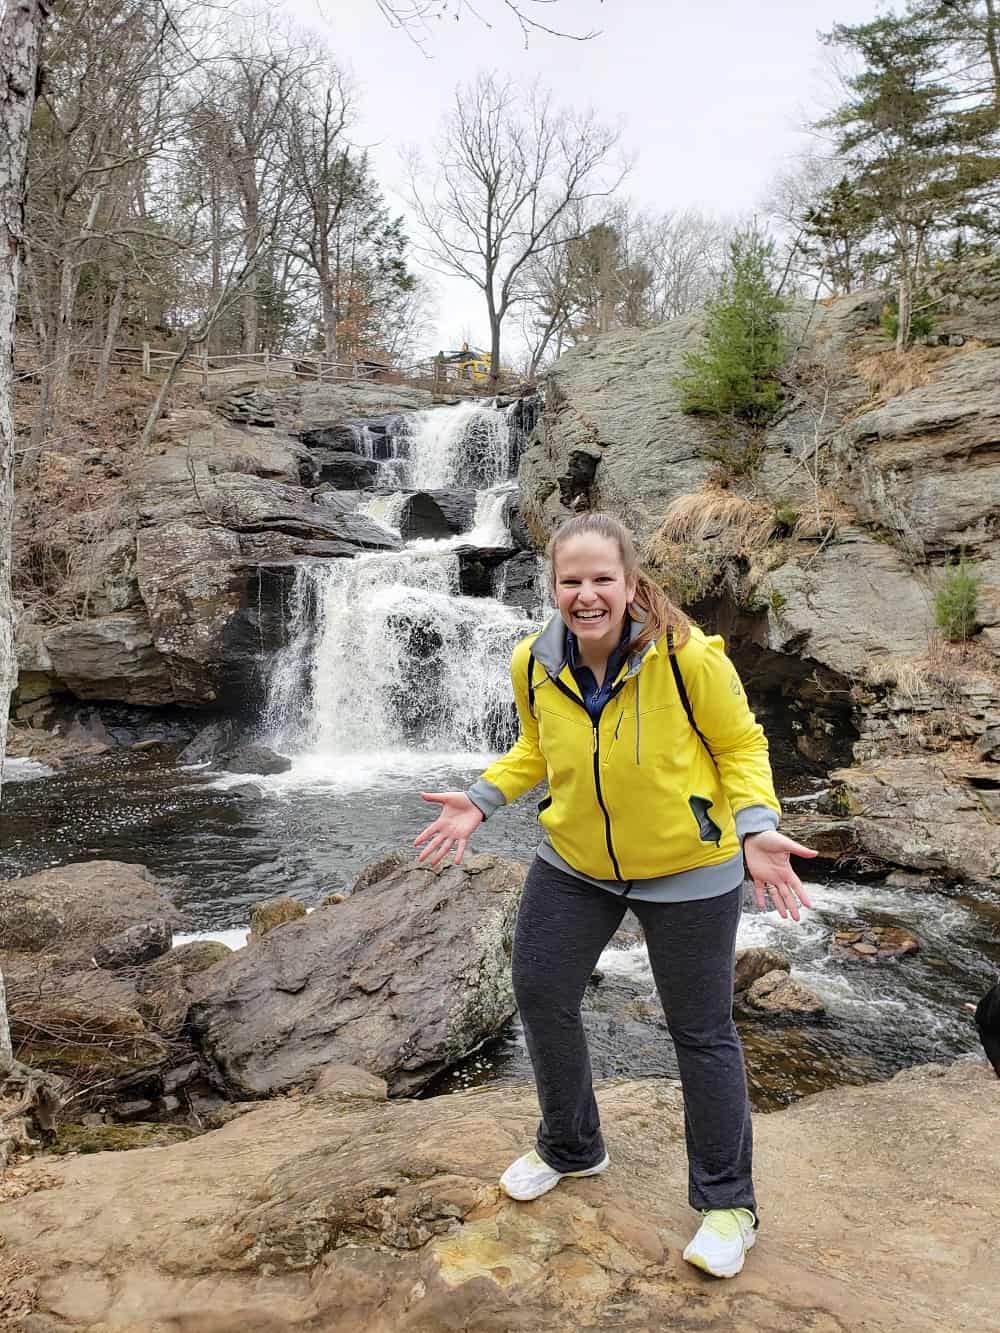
left=520, top=289, right=1000, bottom=885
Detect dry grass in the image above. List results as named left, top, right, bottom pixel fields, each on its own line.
left=647, top=490, right=777, bottom=561
left=865, top=636, right=1000, bottom=704
left=853, top=344, right=970, bottom=404
left=0, top=1235, right=36, bottom=1330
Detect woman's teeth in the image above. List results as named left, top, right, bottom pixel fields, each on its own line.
left=575, top=610, right=605, bottom=620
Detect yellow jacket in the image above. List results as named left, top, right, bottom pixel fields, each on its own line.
left=474, top=617, right=780, bottom=883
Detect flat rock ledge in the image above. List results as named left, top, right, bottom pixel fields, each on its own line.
left=0, top=1060, right=995, bottom=1332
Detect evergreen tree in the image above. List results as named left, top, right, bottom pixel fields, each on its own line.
left=820, top=9, right=1000, bottom=349
left=677, top=226, right=785, bottom=424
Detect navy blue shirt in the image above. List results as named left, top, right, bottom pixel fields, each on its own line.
left=567, top=621, right=633, bottom=723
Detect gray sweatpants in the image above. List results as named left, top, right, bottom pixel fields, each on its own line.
left=512, top=856, right=755, bottom=1214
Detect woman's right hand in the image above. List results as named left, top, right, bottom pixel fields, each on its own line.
left=414, top=791, right=484, bottom=867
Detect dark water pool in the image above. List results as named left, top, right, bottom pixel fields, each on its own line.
left=2, top=750, right=995, bottom=1110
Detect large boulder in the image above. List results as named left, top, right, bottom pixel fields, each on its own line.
left=0, top=1062, right=996, bottom=1330
left=37, top=609, right=176, bottom=706
left=832, top=755, right=1000, bottom=885
left=398, top=488, right=477, bottom=540
left=0, top=861, right=181, bottom=967
left=310, top=449, right=380, bottom=488
left=187, top=852, right=523, bottom=1097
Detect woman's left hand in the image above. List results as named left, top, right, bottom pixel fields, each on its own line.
left=743, top=830, right=817, bottom=922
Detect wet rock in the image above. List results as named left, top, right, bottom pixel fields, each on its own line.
left=38, top=610, right=175, bottom=706
left=249, top=896, right=308, bottom=940
left=744, top=970, right=825, bottom=1018
left=502, top=491, right=534, bottom=550
left=311, top=449, right=380, bottom=488
left=734, top=947, right=791, bottom=992
left=832, top=927, right=920, bottom=962
left=496, top=550, right=543, bottom=614
left=187, top=852, right=523, bottom=1098
left=398, top=488, right=476, bottom=540
left=299, top=423, right=362, bottom=451
left=221, top=744, right=292, bottom=776
left=176, top=718, right=242, bottom=766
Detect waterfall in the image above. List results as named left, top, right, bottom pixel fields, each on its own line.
left=264, top=398, right=543, bottom=765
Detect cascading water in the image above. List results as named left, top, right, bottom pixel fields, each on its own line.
left=264, top=399, right=541, bottom=773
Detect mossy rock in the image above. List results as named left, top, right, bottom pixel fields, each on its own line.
left=54, top=1122, right=196, bottom=1155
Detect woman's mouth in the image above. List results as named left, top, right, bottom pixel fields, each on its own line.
left=573, top=609, right=607, bottom=623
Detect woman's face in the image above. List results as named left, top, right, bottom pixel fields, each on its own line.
left=552, top=534, right=637, bottom=657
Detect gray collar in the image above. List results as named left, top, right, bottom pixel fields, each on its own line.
left=532, top=613, right=654, bottom=681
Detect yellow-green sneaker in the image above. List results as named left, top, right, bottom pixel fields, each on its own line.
left=682, top=1208, right=757, bottom=1278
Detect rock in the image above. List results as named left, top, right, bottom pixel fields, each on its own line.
left=734, top=947, right=791, bottom=992
left=455, top=545, right=512, bottom=597
left=136, top=940, right=233, bottom=1038
left=53, top=1121, right=195, bottom=1154
left=831, top=755, right=1000, bottom=884
left=39, top=609, right=176, bottom=705
left=221, top=744, right=292, bottom=776
left=832, top=927, right=920, bottom=961
left=744, top=970, right=826, bottom=1018
left=977, top=724, right=1000, bottom=761
left=9, top=997, right=171, bottom=1085
left=187, top=852, right=523, bottom=1097
left=0, top=861, right=181, bottom=965
left=311, top=449, right=380, bottom=488
left=1, top=1062, right=996, bottom=1330
left=502, top=490, right=534, bottom=550
left=495, top=549, right=543, bottom=614
left=92, top=919, right=174, bottom=970
left=398, top=488, right=477, bottom=540
left=176, top=718, right=242, bottom=766
left=766, top=527, right=933, bottom=677
left=249, top=896, right=308, bottom=940
left=322, top=892, right=346, bottom=906
left=312, top=1064, right=389, bottom=1102
left=298, top=423, right=364, bottom=451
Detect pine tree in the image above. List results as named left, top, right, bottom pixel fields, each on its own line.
left=677, top=226, right=785, bottom=424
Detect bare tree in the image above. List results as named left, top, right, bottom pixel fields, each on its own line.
left=1, top=0, right=52, bottom=1083
left=411, top=73, right=624, bottom=386
left=376, top=0, right=602, bottom=47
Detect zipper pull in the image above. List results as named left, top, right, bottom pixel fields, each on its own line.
left=592, top=725, right=598, bottom=754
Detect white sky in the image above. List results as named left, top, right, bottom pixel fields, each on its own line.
left=281, top=0, right=885, bottom=356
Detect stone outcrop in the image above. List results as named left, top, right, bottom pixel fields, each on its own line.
left=187, top=853, right=523, bottom=1098
left=12, top=383, right=427, bottom=713
left=0, top=1060, right=994, bottom=1331
left=743, top=970, right=825, bottom=1018
left=398, top=488, right=477, bottom=540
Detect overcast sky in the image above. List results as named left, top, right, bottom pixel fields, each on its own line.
left=282, top=0, right=885, bottom=357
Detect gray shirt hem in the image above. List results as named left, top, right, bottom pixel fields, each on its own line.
left=536, top=839, right=745, bottom=903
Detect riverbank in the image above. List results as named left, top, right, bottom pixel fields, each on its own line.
left=0, top=1059, right=995, bottom=1331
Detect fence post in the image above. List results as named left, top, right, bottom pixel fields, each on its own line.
left=201, top=346, right=209, bottom=398
left=264, top=348, right=270, bottom=382
left=142, top=342, right=151, bottom=378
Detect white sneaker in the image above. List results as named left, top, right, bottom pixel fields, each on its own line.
left=682, top=1208, right=757, bottom=1278
left=499, top=1148, right=610, bottom=1201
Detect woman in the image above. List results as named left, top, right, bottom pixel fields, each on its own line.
left=415, top=512, right=816, bottom=1279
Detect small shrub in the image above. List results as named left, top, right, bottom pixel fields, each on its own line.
left=880, top=295, right=935, bottom=343
left=934, top=552, right=981, bottom=643
left=772, top=499, right=798, bottom=535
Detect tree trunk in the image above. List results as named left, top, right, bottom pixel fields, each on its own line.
left=93, top=276, right=125, bottom=401
left=896, top=269, right=912, bottom=354
left=320, top=276, right=337, bottom=364
left=488, top=305, right=502, bottom=391
left=0, top=0, right=51, bottom=1084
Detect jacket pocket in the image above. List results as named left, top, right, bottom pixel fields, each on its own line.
left=688, top=795, right=722, bottom=845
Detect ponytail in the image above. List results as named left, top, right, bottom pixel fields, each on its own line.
left=547, top=511, right=690, bottom=656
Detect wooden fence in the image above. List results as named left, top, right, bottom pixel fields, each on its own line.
left=14, top=340, right=510, bottom=396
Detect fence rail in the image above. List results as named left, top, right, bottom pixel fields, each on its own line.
left=14, top=340, right=512, bottom=395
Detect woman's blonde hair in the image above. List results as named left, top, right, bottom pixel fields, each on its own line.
left=546, top=511, right=691, bottom=654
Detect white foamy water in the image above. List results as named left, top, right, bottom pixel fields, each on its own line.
left=173, top=926, right=249, bottom=951
left=361, top=491, right=407, bottom=536
left=405, top=400, right=512, bottom=490
left=264, top=550, right=532, bottom=757
left=3, top=757, right=56, bottom=782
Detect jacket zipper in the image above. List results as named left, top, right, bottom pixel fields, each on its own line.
left=546, top=673, right=628, bottom=882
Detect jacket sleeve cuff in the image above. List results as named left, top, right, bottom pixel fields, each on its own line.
left=735, top=805, right=779, bottom=842
left=467, top=778, right=507, bottom=822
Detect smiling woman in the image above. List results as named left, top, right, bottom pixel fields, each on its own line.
left=414, top=509, right=817, bottom=1278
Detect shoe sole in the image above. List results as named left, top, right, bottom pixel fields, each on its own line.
left=683, top=1228, right=756, bottom=1279
left=500, top=1153, right=610, bottom=1202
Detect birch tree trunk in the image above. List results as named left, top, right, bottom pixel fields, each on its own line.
left=93, top=276, right=125, bottom=402
left=0, top=0, right=51, bottom=1083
